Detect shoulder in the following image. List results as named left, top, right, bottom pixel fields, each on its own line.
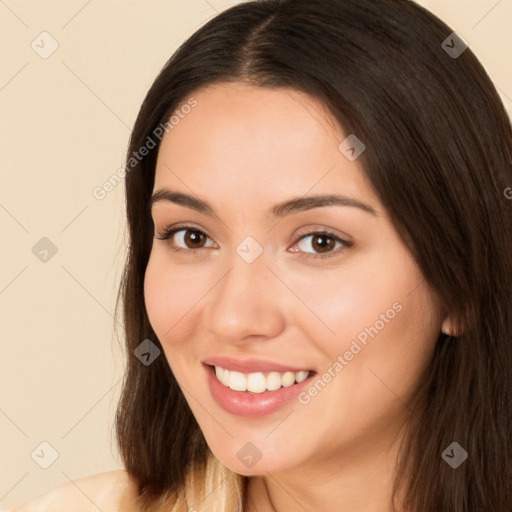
left=11, top=469, right=138, bottom=512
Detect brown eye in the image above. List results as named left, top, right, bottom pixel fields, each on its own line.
left=310, top=234, right=336, bottom=253
left=182, top=230, right=207, bottom=248
left=293, top=231, right=352, bottom=260
left=155, top=226, right=216, bottom=253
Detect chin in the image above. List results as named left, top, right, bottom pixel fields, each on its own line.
left=209, top=444, right=298, bottom=477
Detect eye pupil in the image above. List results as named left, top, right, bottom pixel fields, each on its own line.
left=312, top=234, right=335, bottom=253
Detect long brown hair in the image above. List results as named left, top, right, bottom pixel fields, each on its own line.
left=113, top=0, right=512, bottom=510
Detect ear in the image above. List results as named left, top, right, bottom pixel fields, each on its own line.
left=441, top=314, right=458, bottom=337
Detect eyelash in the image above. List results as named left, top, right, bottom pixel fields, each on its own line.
left=155, top=224, right=353, bottom=260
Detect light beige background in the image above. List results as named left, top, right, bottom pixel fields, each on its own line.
left=1, top=0, right=511, bottom=508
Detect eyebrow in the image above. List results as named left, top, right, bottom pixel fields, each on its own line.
left=149, top=188, right=378, bottom=218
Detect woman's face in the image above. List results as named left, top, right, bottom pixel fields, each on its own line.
left=144, top=82, right=448, bottom=476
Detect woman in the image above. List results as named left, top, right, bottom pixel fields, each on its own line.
left=13, top=0, right=512, bottom=510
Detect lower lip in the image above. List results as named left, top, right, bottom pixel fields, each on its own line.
left=204, top=364, right=316, bottom=418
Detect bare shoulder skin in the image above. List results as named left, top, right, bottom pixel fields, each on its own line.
left=10, top=469, right=138, bottom=512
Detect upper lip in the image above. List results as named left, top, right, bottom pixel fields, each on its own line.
left=202, top=356, right=314, bottom=374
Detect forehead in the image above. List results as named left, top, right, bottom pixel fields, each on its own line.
left=190, top=82, right=342, bottom=132
left=153, top=82, right=380, bottom=216
left=155, top=82, right=343, bottom=169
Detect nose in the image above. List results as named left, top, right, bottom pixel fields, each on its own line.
left=204, top=247, right=286, bottom=345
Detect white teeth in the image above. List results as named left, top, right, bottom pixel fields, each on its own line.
left=296, top=370, right=309, bottom=383
left=281, top=371, right=295, bottom=387
left=228, top=370, right=247, bottom=392
left=266, top=371, right=282, bottom=391
left=214, top=366, right=311, bottom=392
left=247, top=372, right=267, bottom=393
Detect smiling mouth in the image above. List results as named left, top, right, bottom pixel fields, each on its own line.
left=208, top=364, right=315, bottom=393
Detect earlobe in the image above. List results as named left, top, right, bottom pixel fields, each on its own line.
left=441, top=316, right=458, bottom=337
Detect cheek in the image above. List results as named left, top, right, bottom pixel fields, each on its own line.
left=143, top=253, right=200, bottom=343
left=144, top=257, right=172, bottom=335
left=279, top=249, right=413, bottom=348
left=143, top=255, right=209, bottom=381
left=300, top=284, right=438, bottom=442
left=290, top=248, right=437, bottom=388
left=324, top=285, right=438, bottom=421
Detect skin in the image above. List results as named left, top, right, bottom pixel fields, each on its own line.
left=144, top=82, right=455, bottom=512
